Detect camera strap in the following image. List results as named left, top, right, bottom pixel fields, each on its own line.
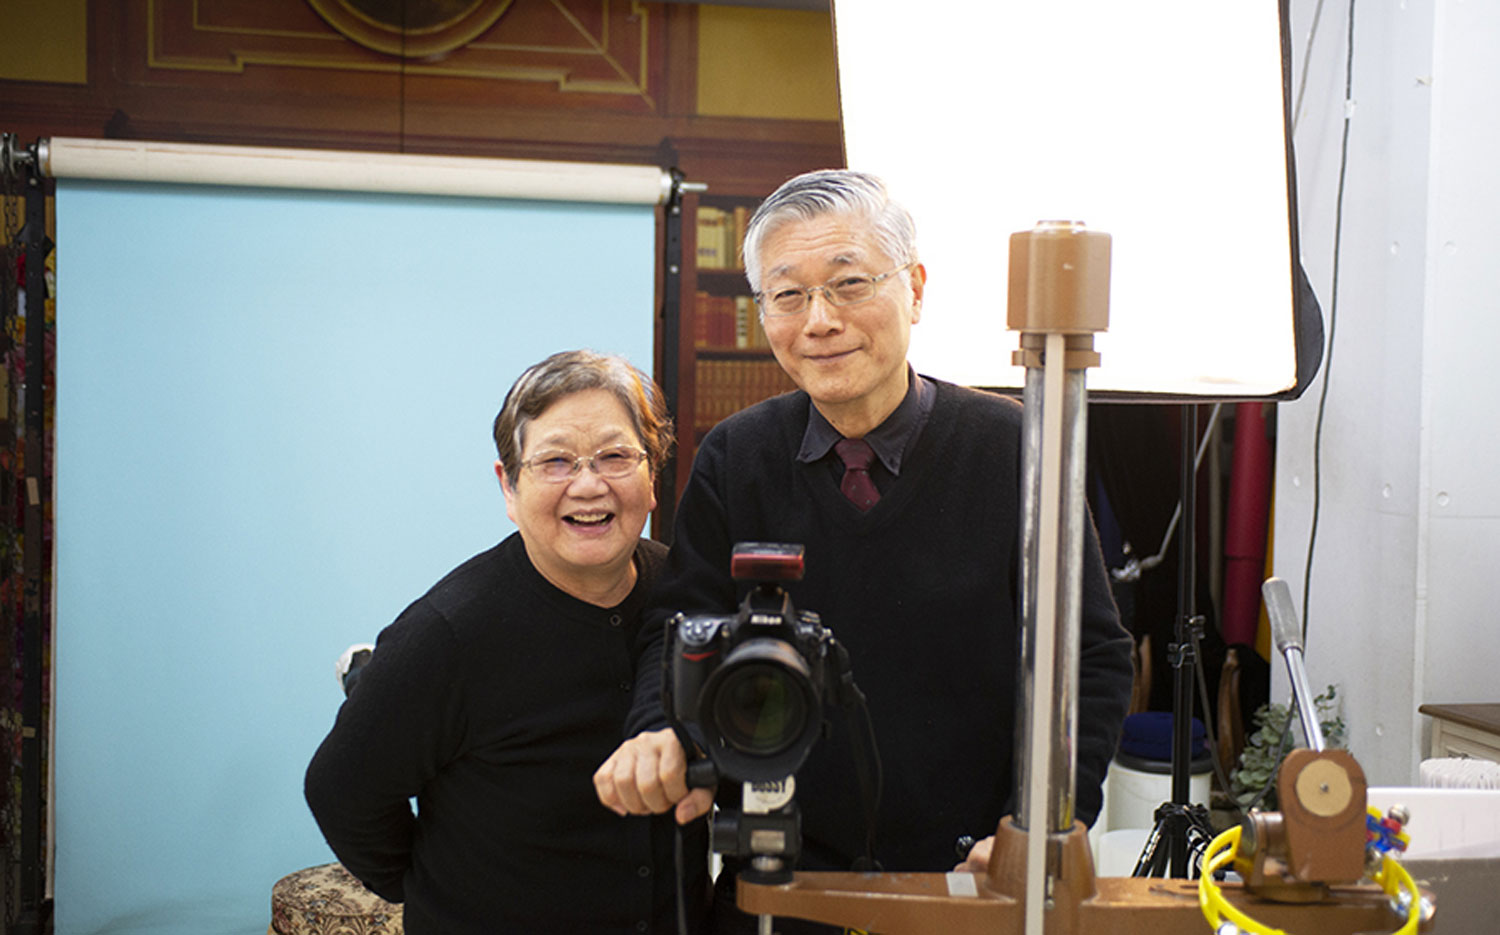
left=660, top=622, right=711, bottom=935
left=833, top=640, right=884, bottom=872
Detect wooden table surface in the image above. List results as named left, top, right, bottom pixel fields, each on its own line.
left=1418, top=703, right=1500, bottom=734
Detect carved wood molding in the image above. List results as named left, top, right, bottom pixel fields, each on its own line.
left=305, top=0, right=513, bottom=58
left=144, top=0, right=657, bottom=105
left=0, top=3, right=841, bottom=183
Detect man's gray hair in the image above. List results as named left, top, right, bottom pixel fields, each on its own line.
left=492, top=349, right=672, bottom=487
left=741, top=169, right=919, bottom=293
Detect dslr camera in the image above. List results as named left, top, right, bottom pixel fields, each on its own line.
left=665, top=542, right=859, bottom=874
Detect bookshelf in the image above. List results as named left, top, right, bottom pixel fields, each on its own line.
left=653, top=135, right=842, bottom=529
left=666, top=192, right=797, bottom=501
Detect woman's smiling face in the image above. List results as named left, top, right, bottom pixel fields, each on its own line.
left=498, top=388, right=656, bottom=602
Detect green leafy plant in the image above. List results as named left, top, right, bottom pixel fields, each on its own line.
left=1229, top=685, right=1346, bottom=811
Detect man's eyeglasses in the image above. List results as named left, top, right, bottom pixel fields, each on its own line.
left=754, top=263, right=915, bottom=318
left=521, top=445, right=648, bottom=483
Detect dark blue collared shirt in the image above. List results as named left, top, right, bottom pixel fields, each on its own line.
left=797, top=366, right=936, bottom=494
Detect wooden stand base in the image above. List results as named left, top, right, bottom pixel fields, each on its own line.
left=738, top=818, right=1422, bottom=934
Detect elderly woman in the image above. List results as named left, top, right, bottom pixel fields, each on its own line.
left=305, top=350, right=709, bottom=935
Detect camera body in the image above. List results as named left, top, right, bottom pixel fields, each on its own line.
left=668, top=543, right=836, bottom=785
left=665, top=543, right=849, bottom=873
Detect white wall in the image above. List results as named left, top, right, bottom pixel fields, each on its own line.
left=1276, top=0, right=1500, bottom=785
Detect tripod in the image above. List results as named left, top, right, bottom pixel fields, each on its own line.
left=1131, top=800, right=1216, bottom=877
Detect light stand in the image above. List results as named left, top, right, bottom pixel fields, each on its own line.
left=1171, top=403, right=1199, bottom=824
left=1130, top=404, right=1212, bottom=880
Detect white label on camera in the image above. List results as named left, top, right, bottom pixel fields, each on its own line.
left=742, top=776, right=795, bottom=814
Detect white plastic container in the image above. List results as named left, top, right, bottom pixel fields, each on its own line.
left=1101, top=752, right=1214, bottom=833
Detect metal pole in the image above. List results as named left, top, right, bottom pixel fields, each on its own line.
left=656, top=170, right=687, bottom=541
left=1015, top=365, right=1087, bottom=836
left=1168, top=404, right=1198, bottom=878
left=1054, top=368, right=1088, bottom=830
left=1263, top=577, right=1325, bottom=751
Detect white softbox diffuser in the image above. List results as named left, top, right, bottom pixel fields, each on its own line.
left=835, top=2, right=1302, bottom=397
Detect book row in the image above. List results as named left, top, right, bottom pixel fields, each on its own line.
left=696, top=204, right=751, bottom=271
left=694, top=291, right=771, bottom=350
left=693, top=358, right=797, bottom=432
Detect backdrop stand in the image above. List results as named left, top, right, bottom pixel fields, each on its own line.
left=2, top=132, right=53, bottom=935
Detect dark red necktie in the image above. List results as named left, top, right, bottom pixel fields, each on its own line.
left=835, top=438, right=881, bottom=511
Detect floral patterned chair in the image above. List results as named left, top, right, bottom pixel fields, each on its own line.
left=269, top=863, right=402, bottom=935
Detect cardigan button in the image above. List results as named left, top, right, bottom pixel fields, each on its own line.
left=610, top=614, right=623, bottom=627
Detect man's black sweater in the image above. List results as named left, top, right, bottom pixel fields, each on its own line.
left=306, top=533, right=708, bottom=934
left=629, top=380, right=1133, bottom=874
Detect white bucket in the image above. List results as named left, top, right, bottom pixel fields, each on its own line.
left=1101, top=753, right=1213, bottom=833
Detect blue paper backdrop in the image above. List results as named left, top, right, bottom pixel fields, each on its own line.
left=52, top=180, right=656, bottom=934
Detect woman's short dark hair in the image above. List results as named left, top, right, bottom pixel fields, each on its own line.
left=493, top=350, right=673, bottom=487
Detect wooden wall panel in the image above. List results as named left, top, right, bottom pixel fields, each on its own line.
left=82, top=0, right=665, bottom=153
left=1, top=1, right=840, bottom=176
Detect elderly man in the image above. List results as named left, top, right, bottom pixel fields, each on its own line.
left=596, top=170, right=1133, bottom=932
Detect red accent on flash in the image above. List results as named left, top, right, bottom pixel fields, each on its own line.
left=731, top=554, right=805, bottom=580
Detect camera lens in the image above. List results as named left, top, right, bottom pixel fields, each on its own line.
left=713, top=662, right=808, bottom=756
left=702, top=637, right=818, bottom=766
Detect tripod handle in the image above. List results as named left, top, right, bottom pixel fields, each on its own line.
left=1262, top=577, right=1324, bottom=752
